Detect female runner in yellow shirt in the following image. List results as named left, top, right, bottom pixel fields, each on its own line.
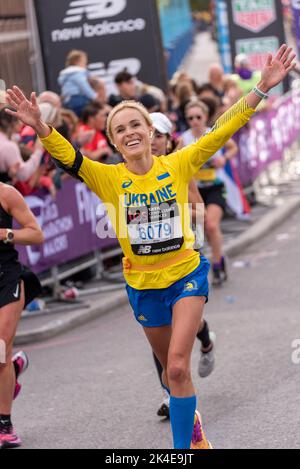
left=6, top=45, right=295, bottom=449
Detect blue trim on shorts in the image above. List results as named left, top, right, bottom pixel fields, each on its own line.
left=126, top=255, right=210, bottom=328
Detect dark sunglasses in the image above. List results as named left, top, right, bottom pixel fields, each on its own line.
left=187, top=115, right=203, bottom=122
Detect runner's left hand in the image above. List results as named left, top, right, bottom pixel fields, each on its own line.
left=259, top=45, right=297, bottom=92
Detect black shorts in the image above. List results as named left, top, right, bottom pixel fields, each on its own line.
left=199, top=183, right=227, bottom=212
left=0, top=261, right=42, bottom=309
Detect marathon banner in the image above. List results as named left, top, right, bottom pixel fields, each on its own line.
left=291, top=0, right=300, bottom=59
left=17, top=178, right=118, bottom=274
left=227, top=0, right=287, bottom=93
left=235, top=87, right=300, bottom=186
left=33, top=0, right=167, bottom=95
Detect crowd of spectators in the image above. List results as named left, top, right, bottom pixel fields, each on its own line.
left=0, top=48, right=265, bottom=200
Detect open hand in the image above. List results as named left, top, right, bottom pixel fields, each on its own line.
left=6, top=86, right=41, bottom=129
left=260, top=45, right=297, bottom=92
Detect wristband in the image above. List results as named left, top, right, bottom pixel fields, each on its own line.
left=252, top=86, right=269, bottom=100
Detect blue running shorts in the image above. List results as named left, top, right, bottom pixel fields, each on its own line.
left=126, top=255, right=210, bottom=328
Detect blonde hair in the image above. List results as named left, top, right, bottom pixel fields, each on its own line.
left=107, top=100, right=153, bottom=144
left=175, top=81, right=194, bottom=105
left=185, top=99, right=209, bottom=116
left=66, top=50, right=87, bottom=67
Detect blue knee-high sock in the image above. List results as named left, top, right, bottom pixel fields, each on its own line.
left=169, top=395, right=196, bottom=449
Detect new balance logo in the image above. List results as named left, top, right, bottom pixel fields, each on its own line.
left=0, top=339, right=6, bottom=364
left=0, top=78, right=6, bottom=104
left=138, top=246, right=152, bottom=255
left=89, top=58, right=141, bottom=95
left=63, top=0, right=127, bottom=24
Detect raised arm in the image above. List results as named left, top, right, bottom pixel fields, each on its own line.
left=5, top=87, right=76, bottom=169
left=200, top=43, right=296, bottom=160
left=5, top=86, right=117, bottom=202
left=6, top=87, right=51, bottom=138
left=175, top=45, right=296, bottom=180
left=245, top=45, right=296, bottom=108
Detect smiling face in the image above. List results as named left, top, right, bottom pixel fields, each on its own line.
left=110, top=107, right=153, bottom=163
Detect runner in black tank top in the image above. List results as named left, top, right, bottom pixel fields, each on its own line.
left=0, top=200, right=19, bottom=264
left=0, top=183, right=44, bottom=449
left=0, top=198, right=42, bottom=308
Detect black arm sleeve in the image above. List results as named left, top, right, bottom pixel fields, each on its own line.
left=52, top=150, right=84, bottom=182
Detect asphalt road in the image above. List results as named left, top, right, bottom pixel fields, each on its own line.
left=13, top=212, right=300, bottom=449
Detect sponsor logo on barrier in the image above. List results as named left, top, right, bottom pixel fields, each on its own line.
left=63, top=0, right=127, bottom=24
left=22, top=182, right=115, bottom=270
left=233, top=0, right=276, bottom=33
left=0, top=340, right=6, bottom=364
left=25, top=193, right=75, bottom=265
left=236, top=88, right=300, bottom=187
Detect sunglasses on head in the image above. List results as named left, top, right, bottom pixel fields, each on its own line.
left=187, top=115, right=203, bottom=122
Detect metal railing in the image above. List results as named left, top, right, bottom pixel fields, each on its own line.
left=39, top=246, right=124, bottom=299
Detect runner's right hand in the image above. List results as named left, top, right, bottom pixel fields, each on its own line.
left=5, top=86, right=42, bottom=129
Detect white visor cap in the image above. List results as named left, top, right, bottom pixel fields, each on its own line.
left=150, top=112, right=173, bottom=135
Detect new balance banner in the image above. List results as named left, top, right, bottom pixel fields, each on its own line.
left=227, top=0, right=288, bottom=93
left=33, top=0, right=167, bottom=94
left=234, top=87, right=300, bottom=186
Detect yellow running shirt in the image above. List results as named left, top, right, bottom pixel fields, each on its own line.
left=41, top=98, right=255, bottom=290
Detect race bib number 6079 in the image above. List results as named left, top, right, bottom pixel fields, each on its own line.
left=127, top=199, right=184, bottom=256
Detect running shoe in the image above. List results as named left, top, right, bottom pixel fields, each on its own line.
left=221, top=256, right=228, bottom=282
left=0, top=427, right=21, bottom=449
left=13, top=382, right=21, bottom=401
left=190, top=411, right=212, bottom=450
left=212, top=264, right=223, bottom=287
left=198, top=332, right=216, bottom=378
left=12, top=351, right=29, bottom=400
left=157, top=390, right=170, bottom=418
